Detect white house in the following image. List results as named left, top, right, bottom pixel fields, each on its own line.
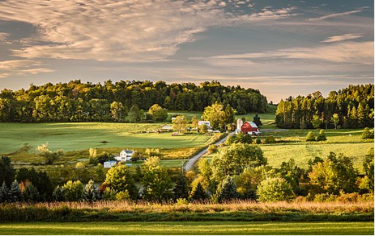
left=115, top=149, right=134, bottom=162
left=104, top=160, right=117, bottom=168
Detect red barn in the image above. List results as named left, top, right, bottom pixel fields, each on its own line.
left=241, top=121, right=259, bottom=134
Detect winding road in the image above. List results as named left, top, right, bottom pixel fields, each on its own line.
left=183, top=132, right=234, bottom=171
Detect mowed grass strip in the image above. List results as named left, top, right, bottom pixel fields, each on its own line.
left=0, top=222, right=372, bottom=235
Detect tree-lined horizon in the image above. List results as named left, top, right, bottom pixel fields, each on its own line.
left=0, top=80, right=267, bottom=122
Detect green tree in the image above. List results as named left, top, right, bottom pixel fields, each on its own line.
left=82, top=179, right=98, bottom=202
left=308, top=152, right=358, bottom=194
left=104, top=163, right=138, bottom=200
left=62, top=180, right=84, bottom=201
left=148, top=104, right=168, bottom=122
left=211, top=143, right=266, bottom=178
left=217, top=176, right=239, bottom=202
left=253, top=114, right=262, bottom=127
left=191, top=116, right=199, bottom=129
left=173, top=173, right=189, bottom=200
left=0, top=181, right=9, bottom=202
left=172, top=115, right=188, bottom=134
left=141, top=158, right=173, bottom=202
left=128, top=105, right=141, bottom=122
left=23, top=183, right=40, bottom=202
left=36, top=143, right=64, bottom=165
left=0, top=156, right=15, bottom=186
left=189, top=182, right=207, bottom=201
left=331, top=113, right=340, bottom=129
left=202, top=102, right=234, bottom=130
left=257, top=178, right=295, bottom=202
left=207, top=144, right=218, bottom=154
left=199, top=124, right=208, bottom=134
left=312, top=115, right=322, bottom=129
left=110, top=101, right=127, bottom=122
left=363, top=148, right=374, bottom=192
left=52, top=186, right=64, bottom=201
left=9, top=181, right=22, bottom=202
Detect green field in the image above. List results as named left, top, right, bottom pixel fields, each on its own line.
left=0, top=222, right=372, bottom=235
left=0, top=122, right=214, bottom=153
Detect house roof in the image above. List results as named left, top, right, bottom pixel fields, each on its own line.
left=242, top=121, right=258, bottom=128
left=121, top=150, right=134, bottom=154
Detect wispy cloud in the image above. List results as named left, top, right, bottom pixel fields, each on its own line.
left=208, top=41, right=374, bottom=65
left=0, top=32, right=9, bottom=42
left=0, top=0, right=296, bottom=62
left=308, top=9, right=362, bottom=21
left=321, top=34, right=363, bottom=43
left=0, top=60, right=54, bottom=78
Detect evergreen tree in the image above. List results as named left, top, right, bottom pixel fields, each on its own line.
left=0, top=156, right=15, bottom=186
left=217, top=176, right=239, bottom=203
left=82, top=179, right=98, bottom=202
left=9, top=181, right=22, bottom=202
left=52, top=186, right=65, bottom=202
left=23, top=183, right=40, bottom=202
left=253, top=114, right=262, bottom=127
left=0, top=181, right=9, bottom=203
left=173, top=173, right=189, bottom=200
left=189, top=182, right=207, bottom=201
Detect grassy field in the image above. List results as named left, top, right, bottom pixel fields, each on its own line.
left=0, top=222, right=372, bottom=235
left=0, top=122, right=216, bottom=154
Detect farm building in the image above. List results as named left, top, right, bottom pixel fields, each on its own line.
left=198, top=121, right=211, bottom=128
left=104, top=160, right=117, bottom=168
left=115, top=149, right=134, bottom=162
left=235, top=119, right=260, bottom=135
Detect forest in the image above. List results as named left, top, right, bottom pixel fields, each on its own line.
left=275, top=84, right=374, bottom=129
left=0, top=80, right=267, bottom=122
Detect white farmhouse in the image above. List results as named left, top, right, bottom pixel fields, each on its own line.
left=115, top=149, right=134, bottom=162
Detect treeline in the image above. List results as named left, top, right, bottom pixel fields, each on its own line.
left=0, top=80, right=267, bottom=122
left=276, top=84, right=374, bottom=129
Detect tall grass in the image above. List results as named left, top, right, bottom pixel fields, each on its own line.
left=0, top=200, right=373, bottom=222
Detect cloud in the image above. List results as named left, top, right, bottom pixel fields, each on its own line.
left=209, top=41, right=374, bottom=65
left=321, top=34, right=363, bottom=43
left=0, top=60, right=54, bottom=78
left=0, top=0, right=296, bottom=62
left=308, top=9, right=362, bottom=21
left=0, top=32, right=10, bottom=41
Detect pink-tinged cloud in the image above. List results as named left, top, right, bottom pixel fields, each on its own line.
left=321, top=34, right=363, bottom=43
left=0, top=0, right=296, bottom=62
left=209, top=41, right=374, bottom=65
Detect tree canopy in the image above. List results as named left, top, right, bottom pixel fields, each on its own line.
left=0, top=80, right=267, bottom=122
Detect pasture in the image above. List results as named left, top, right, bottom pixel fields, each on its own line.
left=0, top=222, right=372, bottom=235
left=0, top=122, right=214, bottom=153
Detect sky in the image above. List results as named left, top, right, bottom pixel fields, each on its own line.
left=0, top=0, right=373, bottom=103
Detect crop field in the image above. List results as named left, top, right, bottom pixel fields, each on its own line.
left=0, top=222, right=372, bottom=235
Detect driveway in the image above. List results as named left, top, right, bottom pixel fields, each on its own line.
left=183, top=132, right=234, bottom=171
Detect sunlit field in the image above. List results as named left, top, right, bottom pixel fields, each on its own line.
left=0, top=221, right=372, bottom=235
left=0, top=122, right=214, bottom=153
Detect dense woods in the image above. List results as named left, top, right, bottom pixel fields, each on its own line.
left=275, top=84, right=374, bottom=129
left=0, top=80, right=267, bottom=122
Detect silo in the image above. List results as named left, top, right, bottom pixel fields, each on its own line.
left=236, top=118, right=243, bottom=130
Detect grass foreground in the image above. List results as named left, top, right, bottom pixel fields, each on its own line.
left=0, top=221, right=373, bottom=235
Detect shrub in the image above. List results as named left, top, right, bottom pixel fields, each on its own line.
left=255, top=138, right=261, bottom=144
left=207, top=144, right=218, bottom=154
left=362, top=127, right=374, bottom=140
left=337, top=192, right=360, bottom=203
left=257, top=178, right=295, bottom=202
left=75, top=162, right=85, bottom=169
left=306, top=131, right=316, bottom=141
left=62, top=180, right=84, bottom=201
left=313, top=193, right=338, bottom=202
left=316, top=129, right=327, bottom=141
left=175, top=198, right=189, bottom=205
left=116, top=190, right=130, bottom=200
left=265, top=136, right=276, bottom=144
